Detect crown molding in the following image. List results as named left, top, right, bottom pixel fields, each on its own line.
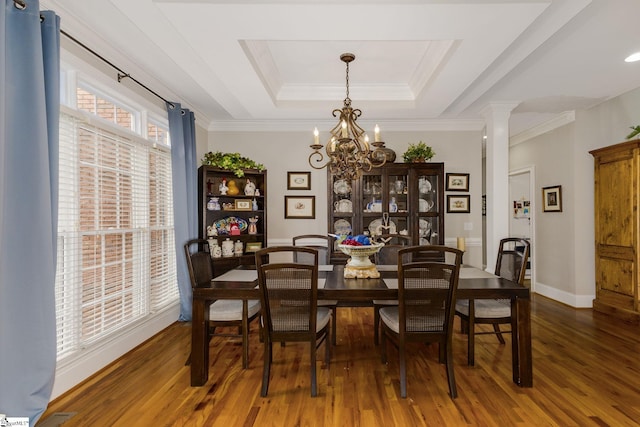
left=510, top=111, right=575, bottom=146
left=208, top=118, right=485, bottom=132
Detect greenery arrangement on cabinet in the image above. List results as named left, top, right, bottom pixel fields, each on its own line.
left=201, top=151, right=265, bottom=177
left=626, top=125, right=640, bottom=140
left=402, top=141, right=435, bottom=163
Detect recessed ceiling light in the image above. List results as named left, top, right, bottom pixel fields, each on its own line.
left=624, top=52, right=640, bottom=63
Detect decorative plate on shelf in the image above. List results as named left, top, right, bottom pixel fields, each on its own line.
left=333, top=179, right=351, bottom=195
left=334, top=219, right=352, bottom=235
left=368, top=218, right=397, bottom=236
left=418, top=178, right=432, bottom=194
left=334, top=199, right=352, bottom=213
left=419, top=219, right=431, bottom=238
left=214, top=217, right=248, bottom=234
left=419, top=199, right=434, bottom=212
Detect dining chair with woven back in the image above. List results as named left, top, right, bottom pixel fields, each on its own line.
left=183, top=239, right=261, bottom=369
left=292, top=234, right=338, bottom=345
left=455, top=237, right=530, bottom=366
left=379, top=245, right=463, bottom=398
left=371, top=234, right=413, bottom=345
left=255, top=246, right=332, bottom=397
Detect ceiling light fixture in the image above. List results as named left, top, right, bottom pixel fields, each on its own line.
left=309, top=53, right=387, bottom=181
left=624, top=52, right=640, bottom=63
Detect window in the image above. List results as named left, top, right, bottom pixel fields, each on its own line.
left=55, top=77, right=176, bottom=360
left=76, top=84, right=138, bottom=133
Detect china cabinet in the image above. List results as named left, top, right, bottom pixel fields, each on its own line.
left=198, top=165, right=267, bottom=277
left=590, top=140, right=640, bottom=322
left=327, top=162, right=444, bottom=263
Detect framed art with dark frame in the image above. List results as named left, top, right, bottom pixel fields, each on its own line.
left=542, top=185, right=562, bottom=212
left=285, top=195, right=316, bottom=219
left=447, top=194, right=470, bottom=213
left=446, top=173, right=470, bottom=191
left=287, top=171, right=311, bottom=190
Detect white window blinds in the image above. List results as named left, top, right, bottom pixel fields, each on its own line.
left=55, top=109, right=177, bottom=360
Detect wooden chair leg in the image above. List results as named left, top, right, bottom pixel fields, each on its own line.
left=399, top=342, right=407, bottom=398
left=445, top=340, right=457, bottom=399
left=493, top=324, right=506, bottom=344
left=325, top=323, right=331, bottom=365
left=331, top=306, right=337, bottom=346
left=467, top=301, right=476, bottom=366
left=460, top=317, right=469, bottom=334
left=261, top=340, right=271, bottom=397
left=373, top=306, right=380, bottom=345
left=310, top=341, right=318, bottom=397
left=242, top=302, right=249, bottom=369
left=380, top=326, right=388, bottom=364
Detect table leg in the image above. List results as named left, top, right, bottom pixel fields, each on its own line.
left=191, top=298, right=209, bottom=386
left=511, top=296, right=533, bottom=387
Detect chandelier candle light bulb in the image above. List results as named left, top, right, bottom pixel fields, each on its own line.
left=314, top=127, right=320, bottom=144
left=374, top=124, right=380, bottom=142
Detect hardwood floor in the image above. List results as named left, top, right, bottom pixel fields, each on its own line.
left=40, top=295, right=640, bottom=426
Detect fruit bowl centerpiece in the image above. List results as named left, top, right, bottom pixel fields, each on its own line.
left=338, top=241, right=385, bottom=279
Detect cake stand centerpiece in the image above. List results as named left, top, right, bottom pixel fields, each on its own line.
left=335, top=235, right=384, bottom=279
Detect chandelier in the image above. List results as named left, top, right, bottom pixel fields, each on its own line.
left=308, top=53, right=387, bottom=181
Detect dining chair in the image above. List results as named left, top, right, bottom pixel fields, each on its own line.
left=455, top=237, right=530, bottom=366
left=379, top=245, right=463, bottom=399
left=183, top=239, right=261, bottom=369
left=292, top=234, right=338, bottom=345
left=371, top=235, right=413, bottom=345
left=255, top=246, right=332, bottom=397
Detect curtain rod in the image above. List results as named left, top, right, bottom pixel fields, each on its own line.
left=60, top=29, right=176, bottom=109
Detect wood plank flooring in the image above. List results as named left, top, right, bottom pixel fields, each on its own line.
left=39, top=295, right=640, bottom=426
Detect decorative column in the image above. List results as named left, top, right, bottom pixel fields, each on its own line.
left=481, top=102, right=518, bottom=271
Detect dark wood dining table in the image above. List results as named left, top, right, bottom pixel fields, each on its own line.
left=190, top=265, right=532, bottom=388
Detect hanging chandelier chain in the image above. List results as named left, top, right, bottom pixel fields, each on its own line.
left=345, top=60, right=350, bottom=104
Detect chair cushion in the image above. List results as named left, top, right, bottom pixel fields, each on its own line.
left=379, top=307, right=446, bottom=333
left=209, top=299, right=261, bottom=321
left=455, top=299, right=510, bottom=318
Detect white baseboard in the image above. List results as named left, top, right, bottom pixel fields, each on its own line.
left=50, top=304, right=180, bottom=400
left=534, top=281, right=594, bottom=308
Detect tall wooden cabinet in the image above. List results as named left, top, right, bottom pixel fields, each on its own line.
left=328, top=162, right=445, bottom=263
left=198, top=166, right=267, bottom=277
left=590, top=140, right=640, bottom=322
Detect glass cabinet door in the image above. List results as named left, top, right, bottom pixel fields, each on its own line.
left=385, top=171, right=409, bottom=236
left=416, top=171, right=440, bottom=244
left=330, top=176, right=354, bottom=253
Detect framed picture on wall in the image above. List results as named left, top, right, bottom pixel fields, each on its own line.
left=542, top=185, right=562, bottom=212
left=287, top=171, right=311, bottom=190
left=285, top=196, right=315, bottom=219
left=446, top=173, right=470, bottom=191
left=447, top=195, right=470, bottom=213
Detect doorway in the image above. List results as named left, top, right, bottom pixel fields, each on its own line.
left=509, top=167, right=535, bottom=289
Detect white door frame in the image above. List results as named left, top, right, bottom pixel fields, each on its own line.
left=509, top=166, right=536, bottom=291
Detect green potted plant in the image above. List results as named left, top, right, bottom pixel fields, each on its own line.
left=627, top=125, right=640, bottom=140
left=201, top=151, right=265, bottom=177
left=402, top=141, right=435, bottom=163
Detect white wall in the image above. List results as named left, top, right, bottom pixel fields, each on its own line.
left=509, top=86, right=640, bottom=307
left=206, top=129, right=485, bottom=267
left=510, top=124, right=575, bottom=302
